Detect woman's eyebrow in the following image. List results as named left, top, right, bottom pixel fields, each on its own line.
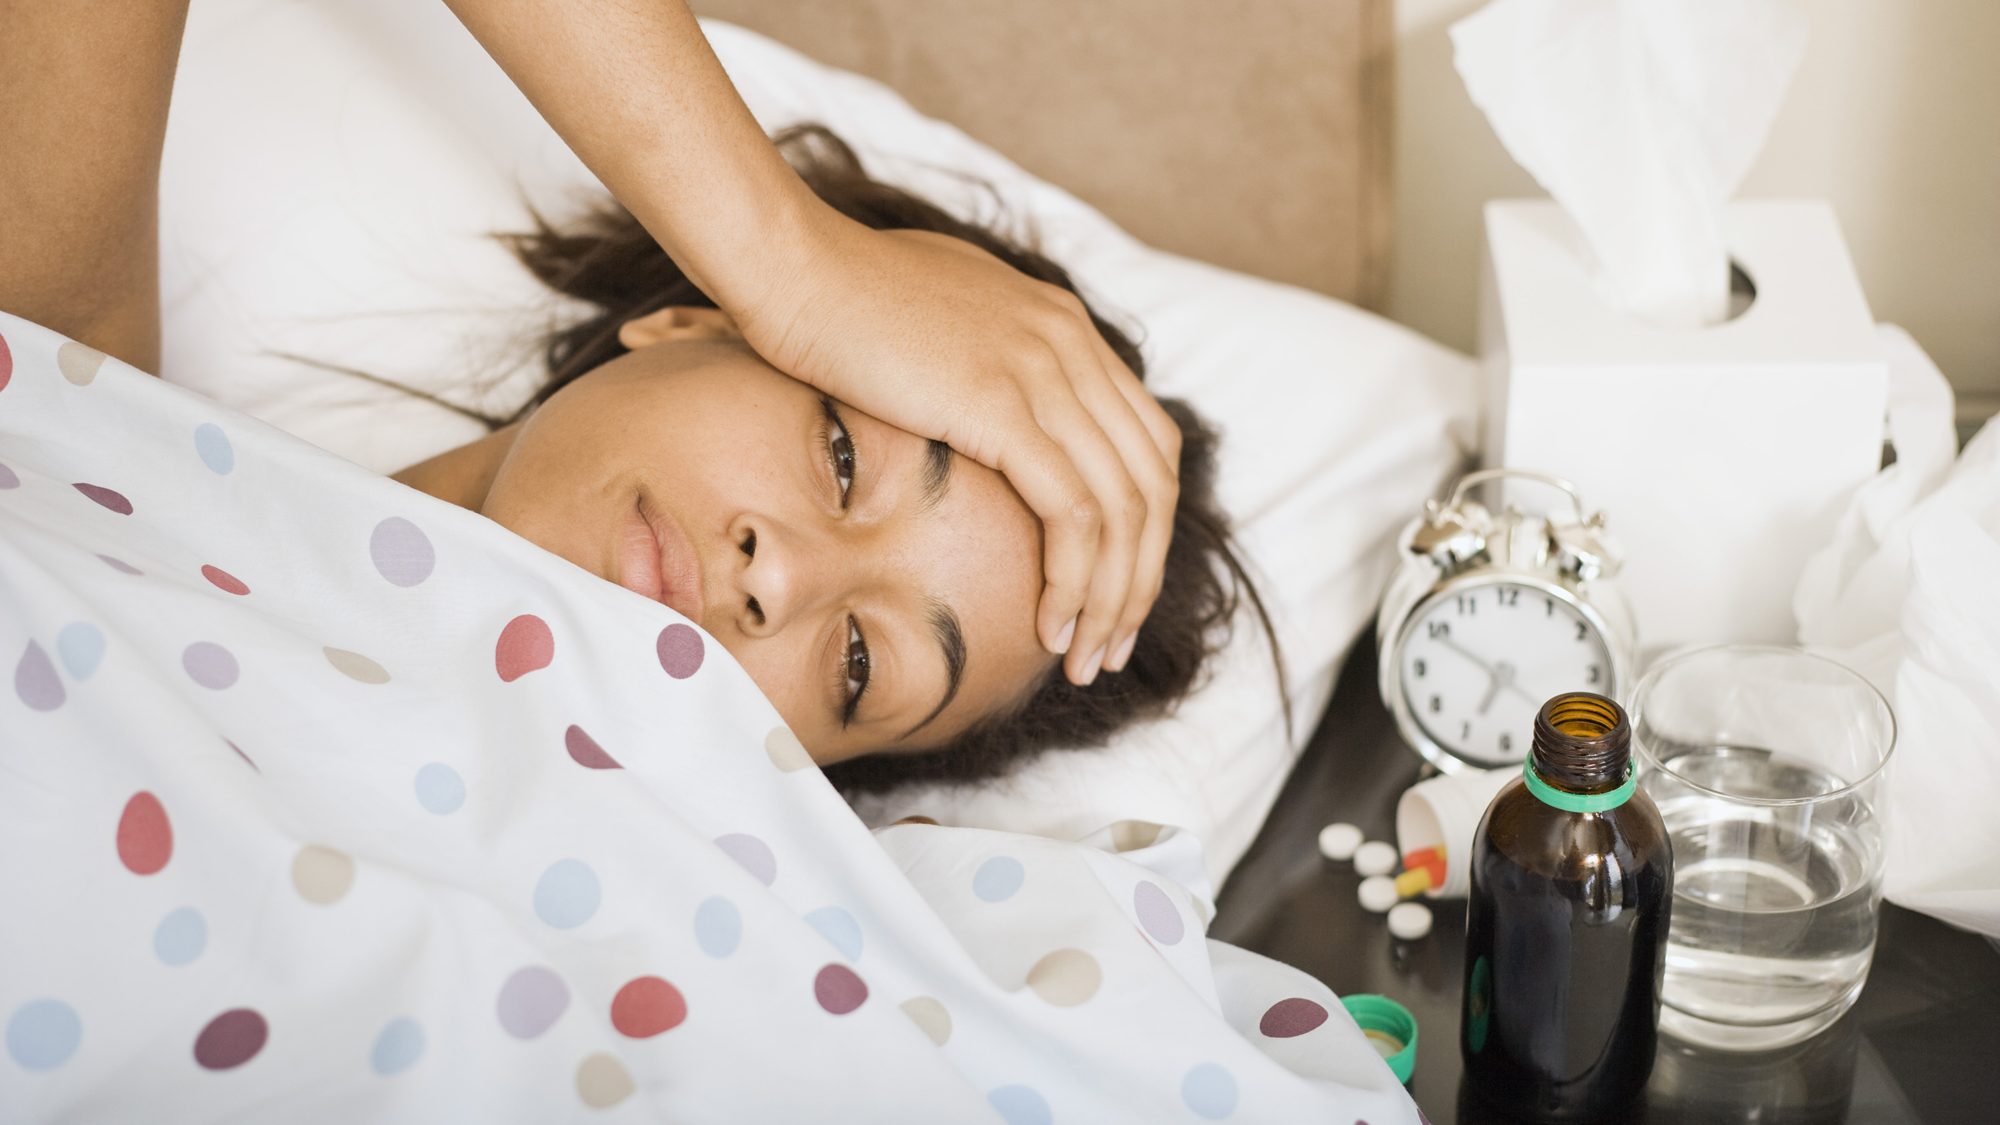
left=917, top=439, right=952, bottom=513
left=899, top=597, right=966, bottom=740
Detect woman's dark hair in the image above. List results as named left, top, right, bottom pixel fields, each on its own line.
left=402, top=125, right=1286, bottom=797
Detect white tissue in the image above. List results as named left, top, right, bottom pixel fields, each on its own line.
left=1451, top=0, right=1808, bottom=328
left=1795, top=327, right=2000, bottom=940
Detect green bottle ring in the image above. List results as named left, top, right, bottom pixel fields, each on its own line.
left=1523, top=757, right=1636, bottom=813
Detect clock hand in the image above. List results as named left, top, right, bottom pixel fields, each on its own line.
left=1477, top=675, right=1502, bottom=716
left=1435, top=634, right=1498, bottom=678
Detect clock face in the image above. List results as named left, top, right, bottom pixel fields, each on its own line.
left=1397, top=580, right=1614, bottom=767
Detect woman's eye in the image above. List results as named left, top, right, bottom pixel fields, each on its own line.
left=842, top=616, right=871, bottom=724
left=821, top=398, right=858, bottom=506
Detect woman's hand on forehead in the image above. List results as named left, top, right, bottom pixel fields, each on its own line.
left=730, top=223, right=1181, bottom=688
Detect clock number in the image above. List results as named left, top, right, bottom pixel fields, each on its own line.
left=1414, top=658, right=1427, bottom=678
left=1546, top=597, right=1555, bottom=617
left=1576, top=620, right=1588, bottom=641
left=1429, top=694, right=1442, bottom=714
left=1456, top=596, right=1477, bottom=616
left=1499, top=588, right=1519, bottom=607
left=1460, top=720, right=1471, bottom=740
left=1587, top=663, right=1601, bottom=685
left=1428, top=621, right=1450, bottom=640
left=1500, top=733, right=1513, bottom=754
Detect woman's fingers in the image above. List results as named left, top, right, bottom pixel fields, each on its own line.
left=1027, top=392, right=1146, bottom=684
left=1058, top=337, right=1177, bottom=677
left=1084, top=332, right=1180, bottom=671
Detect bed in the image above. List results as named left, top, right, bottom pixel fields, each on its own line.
left=1, top=2, right=1472, bottom=1119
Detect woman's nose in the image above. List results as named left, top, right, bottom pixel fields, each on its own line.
left=727, top=513, right=836, bottom=638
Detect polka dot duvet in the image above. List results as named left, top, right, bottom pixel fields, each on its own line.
left=0, top=312, right=1419, bottom=1123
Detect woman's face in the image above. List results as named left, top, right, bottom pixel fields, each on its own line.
left=476, top=308, right=1055, bottom=766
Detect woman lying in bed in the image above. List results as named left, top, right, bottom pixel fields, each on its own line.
left=392, top=125, right=1283, bottom=794
left=2, top=0, right=1280, bottom=792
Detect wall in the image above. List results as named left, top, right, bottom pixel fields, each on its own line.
left=1388, top=0, right=2000, bottom=431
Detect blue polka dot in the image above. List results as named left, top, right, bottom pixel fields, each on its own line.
left=413, top=763, right=465, bottom=815
left=532, top=859, right=600, bottom=929
left=370, top=1017, right=425, bottom=1076
left=55, top=622, right=105, bottom=681
left=194, top=423, right=234, bottom=474
left=153, top=906, right=207, bottom=966
left=6, top=999, right=82, bottom=1071
left=694, top=897, right=740, bottom=958
left=1181, top=1062, right=1239, bottom=1119
left=988, top=1084, right=1052, bottom=1125
left=973, top=856, right=1025, bottom=902
left=804, top=906, right=864, bottom=961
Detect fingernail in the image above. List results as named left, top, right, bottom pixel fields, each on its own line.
left=1106, top=631, right=1137, bottom=672
left=1078, top=645, right=1106, bottom=685
left=1053, top=615, right=1077, bottom=654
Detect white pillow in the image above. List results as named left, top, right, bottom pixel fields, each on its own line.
left=158, top=2, right=1478, bottom=893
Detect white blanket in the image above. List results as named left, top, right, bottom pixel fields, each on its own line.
left=0, top=312, right=1418, bottom=1123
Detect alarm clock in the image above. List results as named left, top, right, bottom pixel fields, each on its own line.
left=1376, top=468, right=1636, bottom=773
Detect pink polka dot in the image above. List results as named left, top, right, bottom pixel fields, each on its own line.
left=182, top=641, right=239, bottom=690
left=495, top=615, right=554, bottom=682
left=201, top=565, right=249, bottom=596
left=1258, top=997, right=1329, bottom=1038
left=496, top=966, right=569, bottom=1039
left=0, top=333, right=10, bottom=392
left=814, top=964, right=868, bottom=1015
left=117, top=791, right=173, bottom=875
left=656, top=624, right=703, bottom=679
left=71, top=483, right=131, bottom=514
left=193, top=1008, right=267, bottom=1070
left=14, top=640, right=63, bottom=711
left=714, top=833, right=776, bottom=886
left=564, top=725, right=621, bottom=770
left=610, top=976, right=686, bottom=1038
left=97, top=554, right=142, bottom=575
left=1133, top=880, right=1186, bottom=945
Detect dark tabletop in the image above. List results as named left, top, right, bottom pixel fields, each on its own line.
left=1211, top=636, right=2000, bottom=1124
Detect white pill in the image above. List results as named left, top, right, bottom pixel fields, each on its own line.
left=1388, top=901, right=1434, bottom=941
left=1353, top=840, right=1399, bottom=878
left=1358, top=875, right=1400, bottom=913
left=1317, top=822, right=1364, bottom=861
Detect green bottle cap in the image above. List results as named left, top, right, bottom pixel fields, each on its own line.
left=1342, top=993, right=1419, bottom=1085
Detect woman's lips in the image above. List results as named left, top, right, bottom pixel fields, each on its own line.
left=618, top=495, right=704, bottom=622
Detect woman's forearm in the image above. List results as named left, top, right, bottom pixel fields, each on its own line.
left=440, top=0, right=820, bottom=311
left=0, top=0, right=192, bottom=373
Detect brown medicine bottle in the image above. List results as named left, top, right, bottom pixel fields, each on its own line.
left=1460, top=692, right=1673, bottom=1121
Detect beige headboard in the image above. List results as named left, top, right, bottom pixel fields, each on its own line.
left=692, top=1, right=1394, bottom=310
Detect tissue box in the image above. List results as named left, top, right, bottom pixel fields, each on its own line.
left=1478, top=199, right=1886, bottom=655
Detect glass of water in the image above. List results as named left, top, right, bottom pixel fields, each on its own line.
left=1630, top=645, right=1895, bottom=1052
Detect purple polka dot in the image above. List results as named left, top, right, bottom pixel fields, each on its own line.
left=656, top=623, right=704, bottom=679
left=97, top=554, right=142, bottom=575
left=0, top=461, right=17, bottom=490
left=1133, top=880, right=1185, bottom=945
left=496, top=966, right=569, bottom=1039
left=1258, top=997, right=1329, bottom=1038
left=564, top=725, right=621, bottom=769
left=14, top=641, right=63, bottom=711
left=814, top=964, right=868, bottom=1015
left=193, top=1008, right=268, bottom=1070
left=370, top=517, right=435, bottom=587
left=713, top=833, right=776, bottom=886
left=182, top=642, right=239, bottom=690
left=72, top=482, right=131, bottom=514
